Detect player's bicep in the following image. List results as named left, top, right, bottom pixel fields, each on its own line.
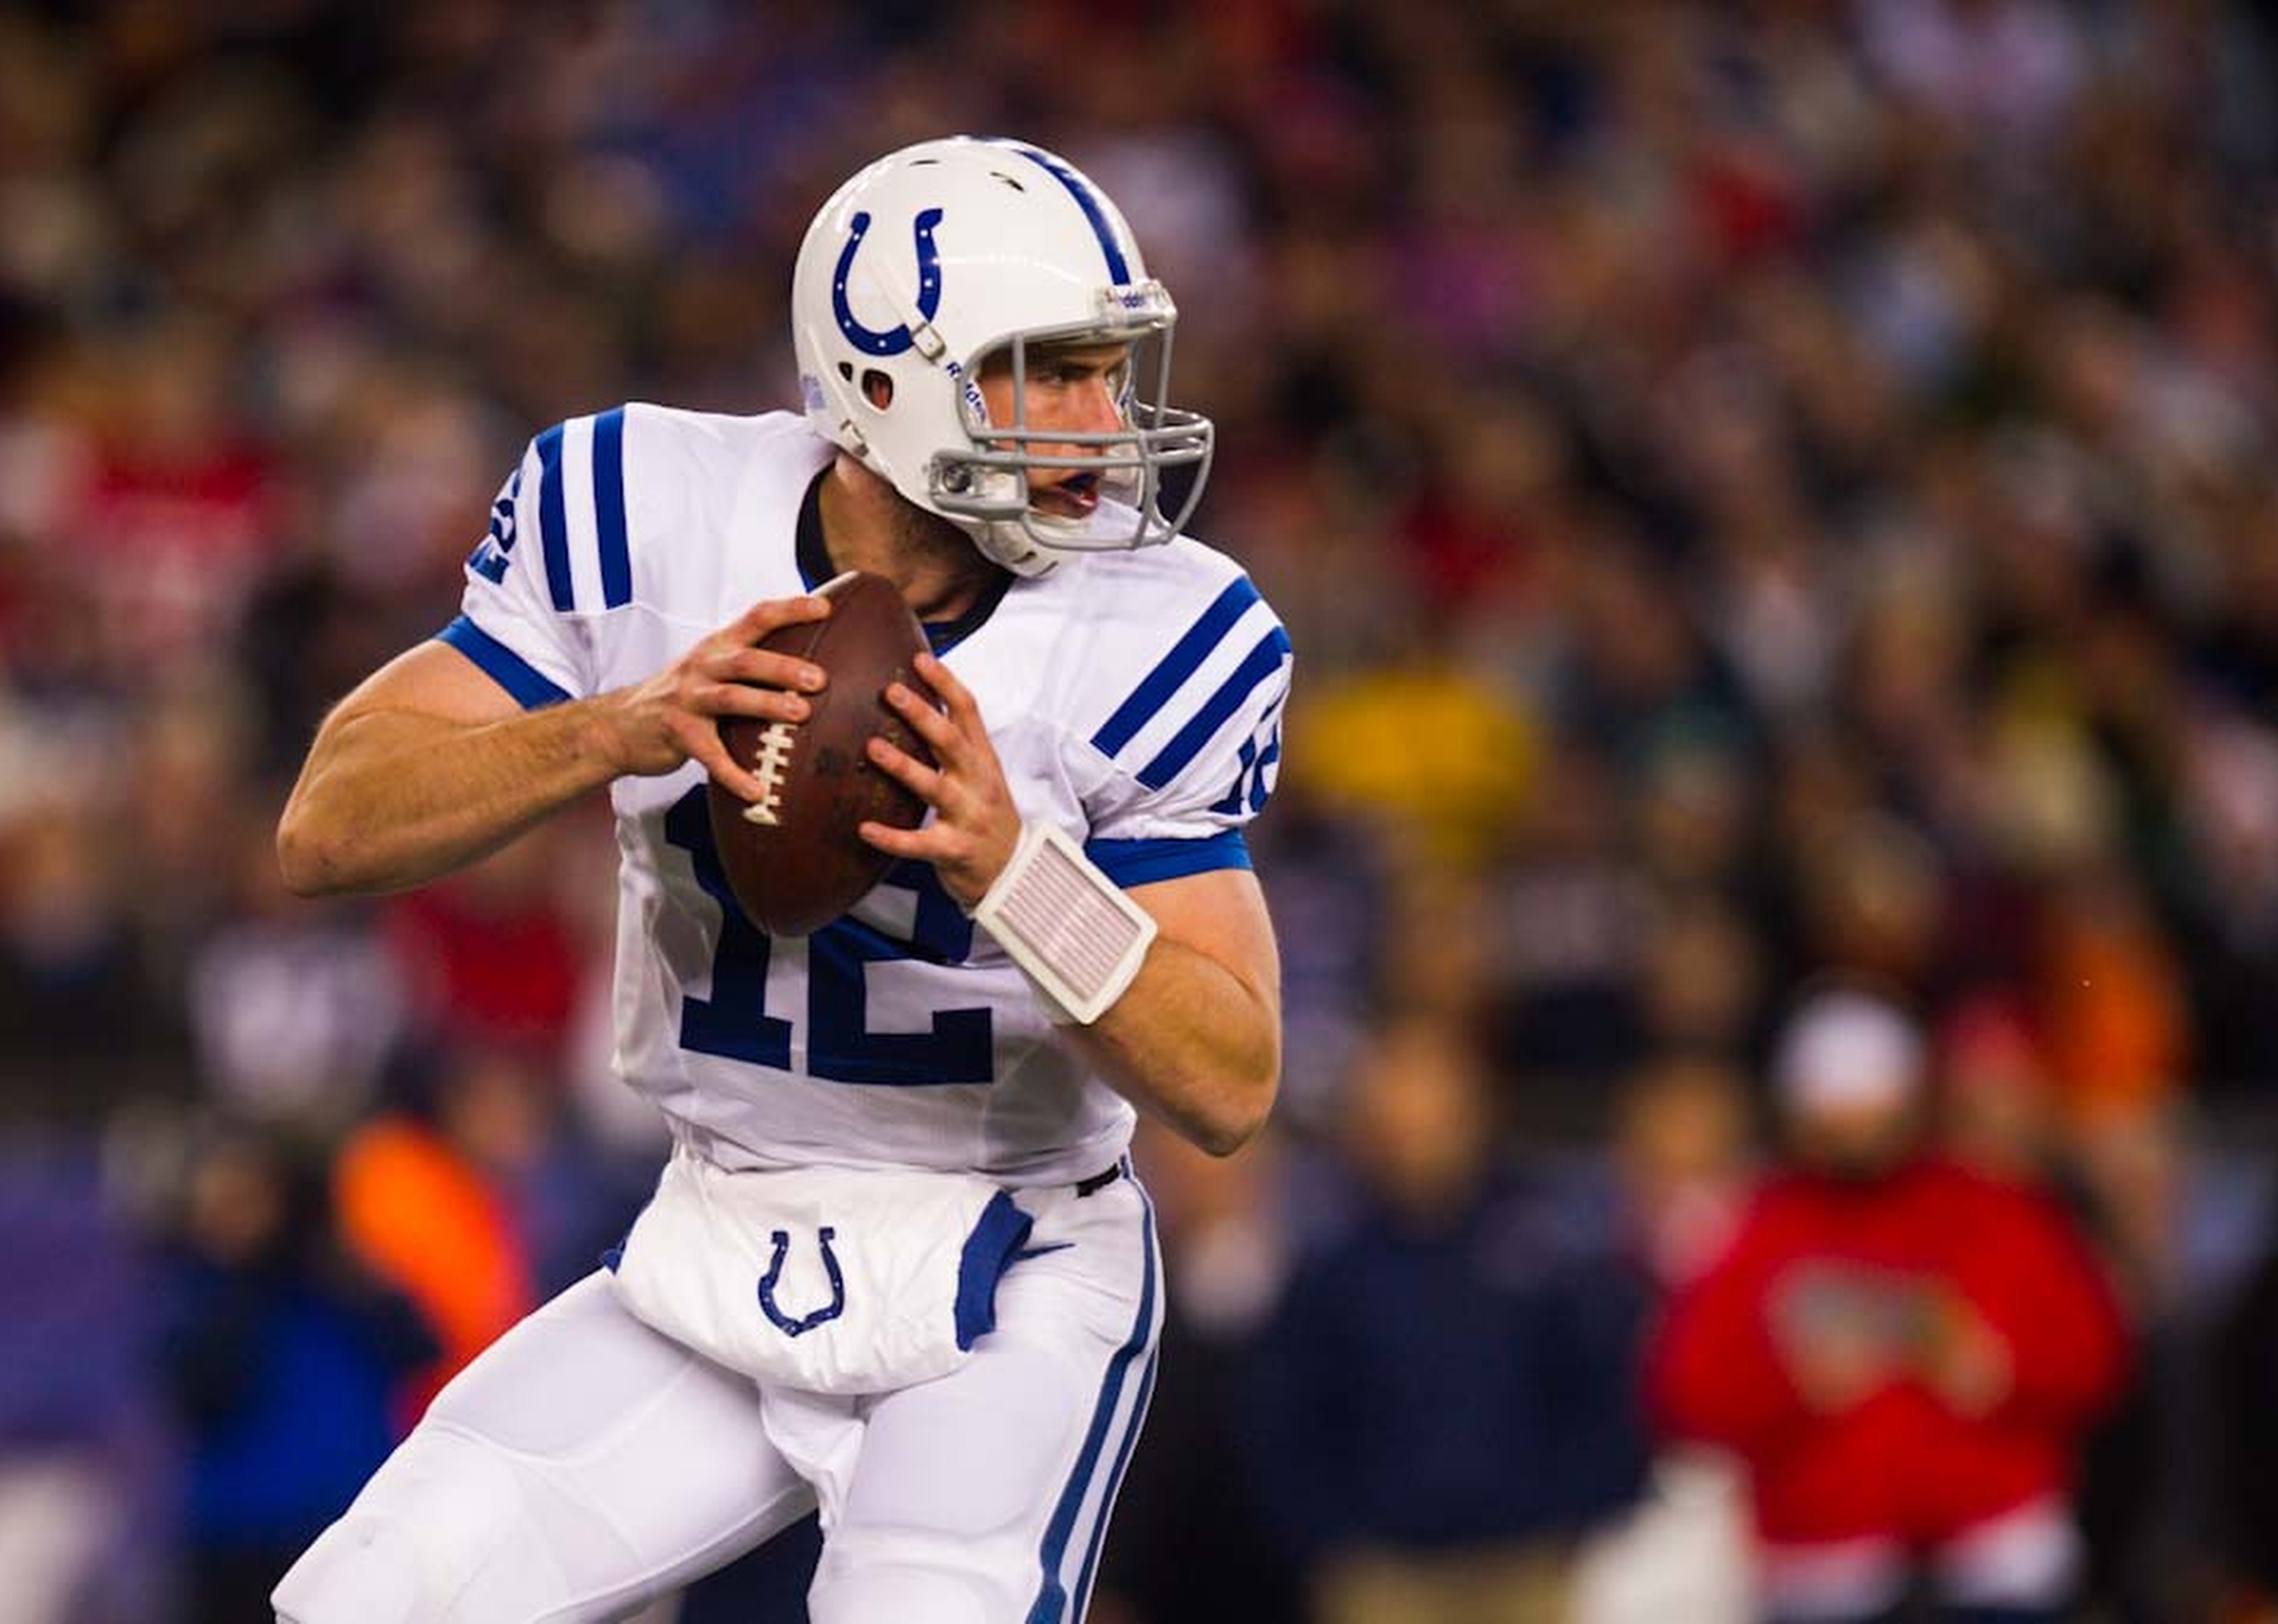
left=1127, top=865, right=1280, bottom=1015
left=322, top=638, right=533, bottom=739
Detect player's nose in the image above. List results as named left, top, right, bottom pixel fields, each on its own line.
left=1067, top=375, right=1124, bottom=437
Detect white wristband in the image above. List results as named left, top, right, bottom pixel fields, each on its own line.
left=971, top=823, right=1158, bottom=1025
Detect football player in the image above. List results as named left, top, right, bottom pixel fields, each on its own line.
left=270, top=137, right=1290, bottom=1623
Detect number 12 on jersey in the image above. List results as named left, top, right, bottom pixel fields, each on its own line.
left=663, top=787, right=995, bottom=1086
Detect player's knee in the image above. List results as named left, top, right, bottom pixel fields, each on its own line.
left=271, top=1515, right=427, bottom=1624
left=270, top=1428, right=579, bottom=1624
left=808, top=1542, right=1017, bottom=1624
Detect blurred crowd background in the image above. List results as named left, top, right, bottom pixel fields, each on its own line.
left=3, top=0, right=2278, bottom=1621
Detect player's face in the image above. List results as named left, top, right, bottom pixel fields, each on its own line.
left=976, top=341, right=1133, bottom=520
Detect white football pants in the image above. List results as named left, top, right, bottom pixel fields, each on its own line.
left=272, top=1173, right=1161, bottom=1624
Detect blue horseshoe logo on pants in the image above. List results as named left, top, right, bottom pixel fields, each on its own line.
left=832, top=209, right=945, bottom=356
left=758, top=1226, right=848, bottom=1337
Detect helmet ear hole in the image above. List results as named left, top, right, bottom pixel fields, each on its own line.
left=861, top=369, right=895, bottom=411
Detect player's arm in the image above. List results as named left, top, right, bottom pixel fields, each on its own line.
left=1060, top=865, right=1279, bottom=1155
left=277, top=598, right=831, bottom=897
left=861, top=654, right=1280, bottom=1156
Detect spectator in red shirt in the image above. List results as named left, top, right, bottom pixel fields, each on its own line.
left=1645, top=988, right=2129, bottom=1624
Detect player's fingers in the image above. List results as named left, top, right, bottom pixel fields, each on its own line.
left=909, top=657, right=1002, bottom=773
left=731, top=593, right=831, bottom=642
left=866, top=735, right=947, bottom=804
left=913, top=652, right=982, bottom=729
left=884, top=680, right=962, bottom=758
left=713, top=647, right=827, bottom=693
left=674, top=718, right=765, bottom=802
left=694, top=681, right=810, bottom=724
left=856, top=819, right=936, bottom=859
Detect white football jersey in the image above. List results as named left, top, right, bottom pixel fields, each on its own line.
left=442, top=405, right=1288, bottom=1184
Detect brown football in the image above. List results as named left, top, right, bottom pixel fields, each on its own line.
left=708, top=570, right=938, bottom=936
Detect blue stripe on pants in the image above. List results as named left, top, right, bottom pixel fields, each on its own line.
left=1070, top=1342, right=1160, bottom=1622
left=1026, top=1189, right=1158, bottom=1623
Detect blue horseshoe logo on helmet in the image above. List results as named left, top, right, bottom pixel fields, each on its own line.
left=832, top=209, right=945, bottom=356
left=758, top=1226, right=848, bottom=1338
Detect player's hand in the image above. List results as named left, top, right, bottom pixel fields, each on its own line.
left=597, top=595, right=832, bottom=801
left=859, top=651, right=1019, bottom=910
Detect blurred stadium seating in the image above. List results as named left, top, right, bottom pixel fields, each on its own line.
left=2, top=2, right=2276, bottom=1620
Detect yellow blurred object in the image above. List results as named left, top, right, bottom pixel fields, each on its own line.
left=1294, top=662, right=1539, bottom=874
left=1315, top=1543, right=1572, bottom=1624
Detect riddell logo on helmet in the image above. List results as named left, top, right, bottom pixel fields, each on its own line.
left=941, top=358, right=988, bottom=421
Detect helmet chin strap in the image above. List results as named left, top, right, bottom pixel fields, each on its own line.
left=858, top=447, right=1060, bottom=578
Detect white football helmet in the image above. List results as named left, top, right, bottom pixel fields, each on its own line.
left=791, top=135, right=1213, bottom=576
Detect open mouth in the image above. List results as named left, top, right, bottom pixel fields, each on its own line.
left=1033, top=472, right=1100, bottom=517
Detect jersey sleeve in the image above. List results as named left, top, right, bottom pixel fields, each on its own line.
left=435, top=415, right=619, bottom=708
left=1076, top=570, right=1291, bottom=887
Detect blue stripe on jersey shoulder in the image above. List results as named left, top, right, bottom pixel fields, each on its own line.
left=986, top=140, right=1131, bottom=285
left=592, top=406, right=632, bottom=609
left=1089, top=575, right=1262, bottom=761
left=1085, top=829, right=1251, bottom=888
left=436, top=615, right=570, bottom=710
left=1134, top=624, right=1291, bottom=791
left=534, top=423, right=573, bottom=612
